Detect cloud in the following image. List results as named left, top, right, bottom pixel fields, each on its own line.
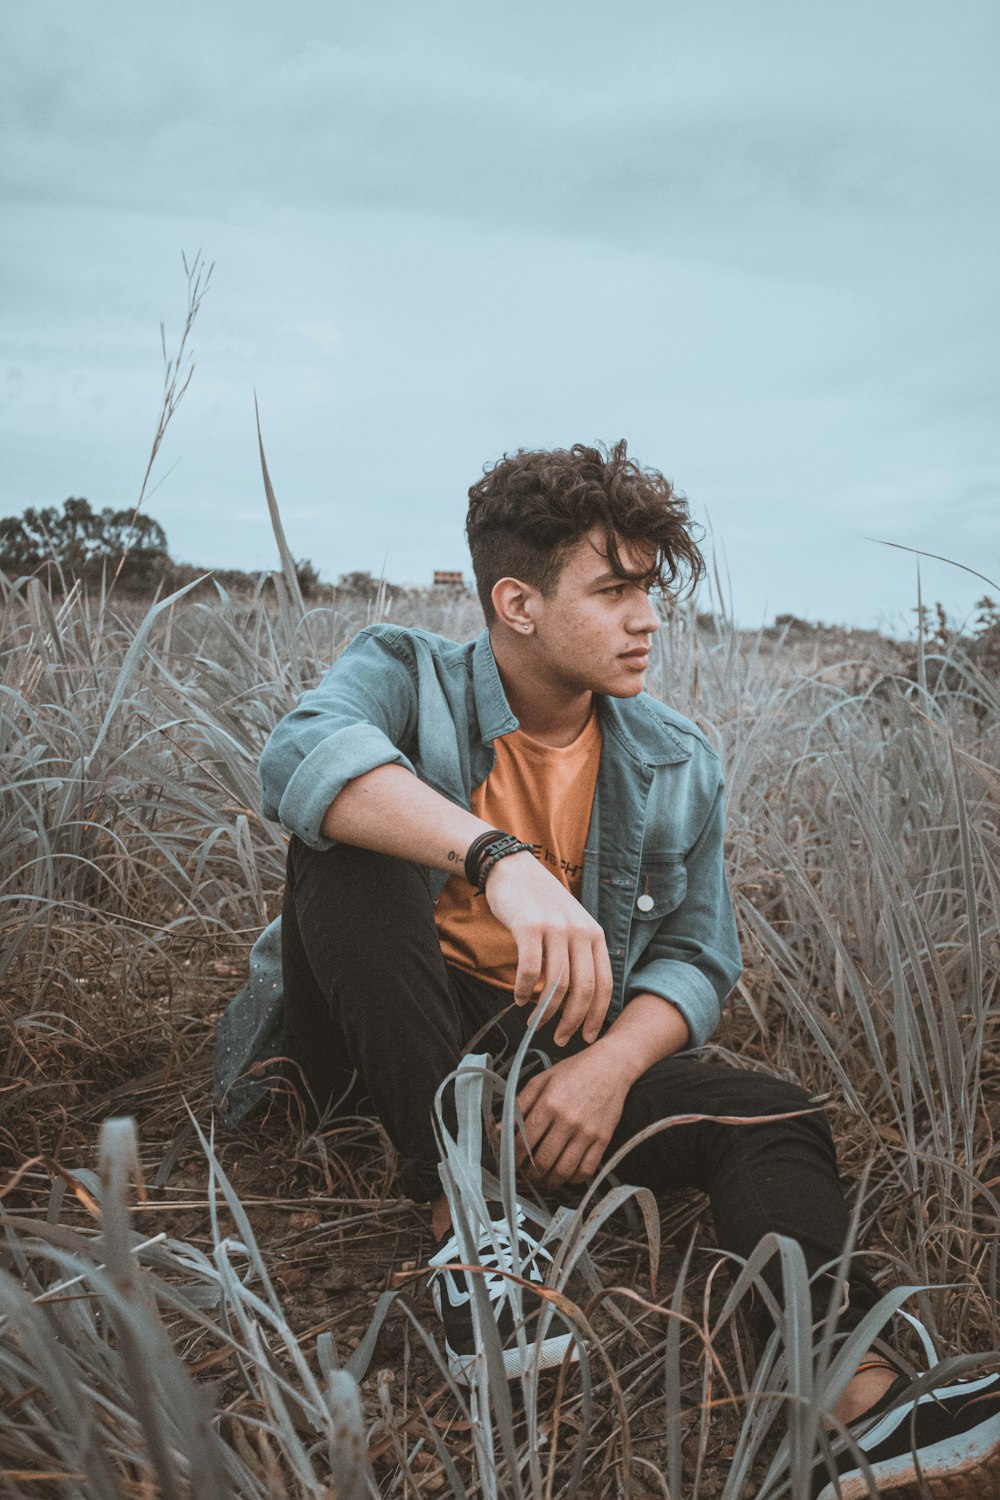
left=2, top=0, right=997, bottom=628
left=4, top=0, right=996, bottom=276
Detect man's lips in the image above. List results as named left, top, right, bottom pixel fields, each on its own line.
left=620, top=648, right=651, bottom=661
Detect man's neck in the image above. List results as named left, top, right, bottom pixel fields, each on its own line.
left=490, top=632, right=594, bottom=747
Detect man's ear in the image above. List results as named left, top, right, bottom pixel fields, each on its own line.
left=491, top=576, right=537, bottom=634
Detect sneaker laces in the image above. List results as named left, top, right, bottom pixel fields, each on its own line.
left=433, top=1208, right=550, bottom=1306
left=475, top=1216, right=550, bottom=1304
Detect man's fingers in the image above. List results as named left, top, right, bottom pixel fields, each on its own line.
left=552, top=935, right=597, bottom=1046
left=487, top=860, right=608, bottom=1034
left=548, top=1140, right=590, bottom=1187
left=516, top=1106, right=553, bottom=1169
left=569, top=1141, right=605, bottom=1184
left=510, top=1076, right=550, bottom=1164
left=534, top=1126, right=594, bottom=1186
left=513, top=929, right=543, bottom=1005
left=542, top=935, right=571, bottom=1011
left=515, top=1073, right=547, bottom=1113
left=530, top=936, right=569, bottom=1026
left=527, top=1117, right=573, bottom=1177
left=582, top=936, right=614, bottom=1043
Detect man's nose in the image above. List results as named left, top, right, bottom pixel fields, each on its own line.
left=629, top=592, right=660, bottom=634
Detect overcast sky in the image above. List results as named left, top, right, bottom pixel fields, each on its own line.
left=3, top=1, right=998, bottom=631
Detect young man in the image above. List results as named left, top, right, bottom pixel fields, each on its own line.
left=216, top=442, right=999, bottom=1497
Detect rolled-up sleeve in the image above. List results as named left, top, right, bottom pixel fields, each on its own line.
left=259, top=628, right=418, bottom=849
left=626, top=779, right=743, bottom=1048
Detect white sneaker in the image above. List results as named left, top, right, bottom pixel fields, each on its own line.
left=428, top=1202, right=579, bottom=1384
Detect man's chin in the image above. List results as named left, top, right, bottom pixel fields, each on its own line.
left=604, top=674, right=646, bottom=699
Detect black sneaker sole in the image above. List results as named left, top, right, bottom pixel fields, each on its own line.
left=814, top=1412, right=1000, bottom=1498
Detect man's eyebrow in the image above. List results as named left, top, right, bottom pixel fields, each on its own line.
left=590, top=568, right=657, bottom=586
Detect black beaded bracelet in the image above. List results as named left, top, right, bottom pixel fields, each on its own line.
left=464, top=829, right=508, bottom=889
left=476, top=838, right=534, bottom=891
left=465, top=830, right=534, bottom=892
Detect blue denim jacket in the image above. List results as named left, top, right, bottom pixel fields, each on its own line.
left=214, top=624, right=742, bottom=1123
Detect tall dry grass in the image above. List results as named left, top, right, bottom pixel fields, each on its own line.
left=2, top=544, right=998, bottom=1496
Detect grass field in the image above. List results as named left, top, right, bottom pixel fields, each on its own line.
left=2, top=561, right=998, bottom=1498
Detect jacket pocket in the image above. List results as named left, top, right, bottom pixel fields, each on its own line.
left=631, top=856, right=688, bottom=921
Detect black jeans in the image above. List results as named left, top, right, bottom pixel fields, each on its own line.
left=281, top=837, right=881, bottom=1347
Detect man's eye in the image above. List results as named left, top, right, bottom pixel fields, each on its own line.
left=603, top=584, right=626, bottom=596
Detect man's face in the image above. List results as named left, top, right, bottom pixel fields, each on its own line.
left=527, top=525, right=661, bottom=698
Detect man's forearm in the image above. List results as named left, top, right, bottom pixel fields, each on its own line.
left=319, top=763, right=495, bottom=874
left=591, top=992, right=691, bottom=1086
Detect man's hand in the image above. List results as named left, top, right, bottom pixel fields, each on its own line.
left=502, top=1045, right=632, bottom=1188
left=319, top=768, right=611, bottom=1044
left=483, top=851, right=613, bottom=1045
left=497, top=994, right=691, bottom=1189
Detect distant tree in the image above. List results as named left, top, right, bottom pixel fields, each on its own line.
left=911, top=601, right=951, bottom=652
left=773, top=613, right=816, bottom=636
left=0, top=498, right=171, bottom=590
left=295, top=558, right=322, bottom=599
left=973, top=594, right=1000, bottom=637
left=972, top=595, right=1000, bottom=676
left=336, top=569, right=381, bottom=601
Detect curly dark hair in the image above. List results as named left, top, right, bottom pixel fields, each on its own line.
left=465, top=440, right=705, bottom=622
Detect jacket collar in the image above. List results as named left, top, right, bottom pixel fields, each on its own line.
left=472, top=629, right=520, bottom=743
left=597, top=693, right=692, bottom=766
left=472, top=628, right=691, bottom=766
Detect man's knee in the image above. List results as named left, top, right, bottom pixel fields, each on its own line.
left=289, top=834, right=413, bottom=889
left=727, top=1072, right=838, bottom=1163
left=738, top=1071, right=814, bottom=1114
left=289, top=837, right=433, bottom=925
left=733, top=1070, right=830, bottom=1123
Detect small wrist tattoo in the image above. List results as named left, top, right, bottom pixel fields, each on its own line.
left=446, top=849, right=458, bottom=863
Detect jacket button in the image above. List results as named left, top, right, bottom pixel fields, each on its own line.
left=636, top=894, right=654, bottom=912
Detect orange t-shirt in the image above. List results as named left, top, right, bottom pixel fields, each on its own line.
left=434, top=708, right=602, bottom=990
